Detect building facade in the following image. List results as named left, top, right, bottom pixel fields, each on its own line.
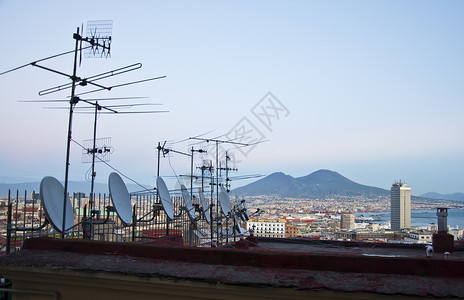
left=390, top=181, right=411, bottom=231
left=285, top=223, right=300, bottom=238
left=340, top=213, right=355, bottom=230
left=246, top=219, right=285, bottom=238
left=403, top=230, right=433, bottom=244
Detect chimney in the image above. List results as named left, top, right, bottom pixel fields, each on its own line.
left=432, top=207, right=454, bottom=254
left=437, top=207, right=448, bottom=234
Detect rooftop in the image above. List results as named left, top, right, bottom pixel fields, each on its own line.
left=1, top=237, right=463, bottom=299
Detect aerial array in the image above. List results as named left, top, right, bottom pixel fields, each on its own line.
left=2, top=21, right=258, bottom=246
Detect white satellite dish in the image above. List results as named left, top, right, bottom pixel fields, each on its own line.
left=234, top=214, right=248, bottom=235
left=180, top=184, right=195, bottom=221
left=40, top=176, right=74, bottom=233
left=156, top=177, right=174, bottom=220
left=108, top=172, right=133, bottom=225
left=239, top=199, right=249, bottom=221
left=218, top=186, right=231, bottom=216
left=198, top=188, right=211, bottom=224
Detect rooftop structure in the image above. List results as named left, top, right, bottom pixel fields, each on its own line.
left=433, top=207, right=454, bottom=254
left=1, top=237, right=464, bottom=299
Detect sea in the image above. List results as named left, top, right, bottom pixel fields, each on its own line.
left=356, top=209, right=464, bottom=228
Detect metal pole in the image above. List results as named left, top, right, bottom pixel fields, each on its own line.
left=6, top=200, right=12, bottom=254
left=62, top=27, right=80, bottom=238
left=157, top=142, right=169, bottom=236
left=89, top=102, right=99, bottom=212
left=190, top=147, right=194, bottom=206
left=210, top=164, right=214, bottom=244
left=189, top=147, right=194, bottom=246
left=215, top=141, right=219, bottom=244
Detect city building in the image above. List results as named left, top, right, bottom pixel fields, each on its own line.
left=403, top=230, right=433, bottom=244
left=390, top=181, right=411, bottom=231
left=246, top=219, right=285, bottom=238
left=335, top=230, right=407, bottom=242
left=449, top=228, right=464, bottom=240
left=285, top=223, right=299, bottom=237
left=340, top=213, right=355, bottom=229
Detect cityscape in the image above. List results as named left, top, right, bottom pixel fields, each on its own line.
left=1, top=1, right=464, bottom=298
left=1, top=176, right=464, bottom=298
left=244, top=186, right=464, bottom=243
left=2, top=178, right=464, bottom=252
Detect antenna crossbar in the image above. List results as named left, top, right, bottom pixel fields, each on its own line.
left=75, top=76, right=167, bottom=96
left=38, top=63, right=143, bottom=96
left=0, top=46, right=92, bottom=76
left=189, top=137, right=250, bottom=147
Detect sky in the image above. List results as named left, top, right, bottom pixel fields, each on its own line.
left=0, top=1, right=463, bottom=196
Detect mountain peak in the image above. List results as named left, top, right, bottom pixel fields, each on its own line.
left=267, top=171, right=289, bottom=178
left=305, top=169, right=346, bottom=180
left=232, top=169, right=388, bottom=198
left=312, top=169, right=338, bottom=175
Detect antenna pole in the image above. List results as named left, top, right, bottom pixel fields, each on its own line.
left=89, top=101, right=100, bottom=212
left=157, top=142, right=161, bottom=178
left=189, top=136, right=250, bottom=246
left=156, top=142, right=170, bottom=236
left=225, top=152, right=228, bottom=245
left=62, top=27, right=81, bottom=239
left=215, top=141, right=220, bottom=243
left=189, top=147, right=194, bottom=246
left=210, top=162, right=214, bottom=244
left=190, top=147, right=194, bottom=210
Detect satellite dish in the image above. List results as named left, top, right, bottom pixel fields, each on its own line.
left=239, top=199, right=249, bottom=221
left=198, top=188, right=211, bottom=224
left=40, top=176, right=74, bottom=233
left=156, top=177, right=174, bottom=220
left=180, top=184, right=195, bottom=221
left=218, top=186, right=231, bottom=216
left=234, top=214, right=248, bottom=235
left=108, top=172, right=132, bottom=225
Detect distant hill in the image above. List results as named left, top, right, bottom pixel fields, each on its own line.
left=0, top=181, right=148, bottom=198
left=231, top=169, right=389, bottom=198
left=420, top=192, right=464, bottom=202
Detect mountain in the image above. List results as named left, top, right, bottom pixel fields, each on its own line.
left=231, top=169, right=389, bottom=198
left=232, top=172, right=304, bottom=196
left=420, top=192, right=464, bottom=202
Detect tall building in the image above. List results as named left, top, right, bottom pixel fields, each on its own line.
left=390, top=181, right=411, bottom=231
left=340, top=213, right=355, bottom=229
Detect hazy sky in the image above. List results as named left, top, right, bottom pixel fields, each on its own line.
left=1, top=1, right=463, bottom=195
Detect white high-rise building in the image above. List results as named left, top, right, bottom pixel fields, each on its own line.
left=340, top=213, right=355, bottom=230
left=390, top=181, right=411, bottom=231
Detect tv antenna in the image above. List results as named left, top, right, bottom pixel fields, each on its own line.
left=219, top=151, right=238, bottom=193
left=189, top=136, right=253, bottom=245
left=73, top=97, right=166, bottom=212
left=1, top=20, right=167, bottom=238
left=82, top=137, right=112, bottom=164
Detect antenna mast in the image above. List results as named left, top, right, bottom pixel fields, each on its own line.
left=62, top=22, right=113, bottom=238
left=189, top=136, right=250, bottom=244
